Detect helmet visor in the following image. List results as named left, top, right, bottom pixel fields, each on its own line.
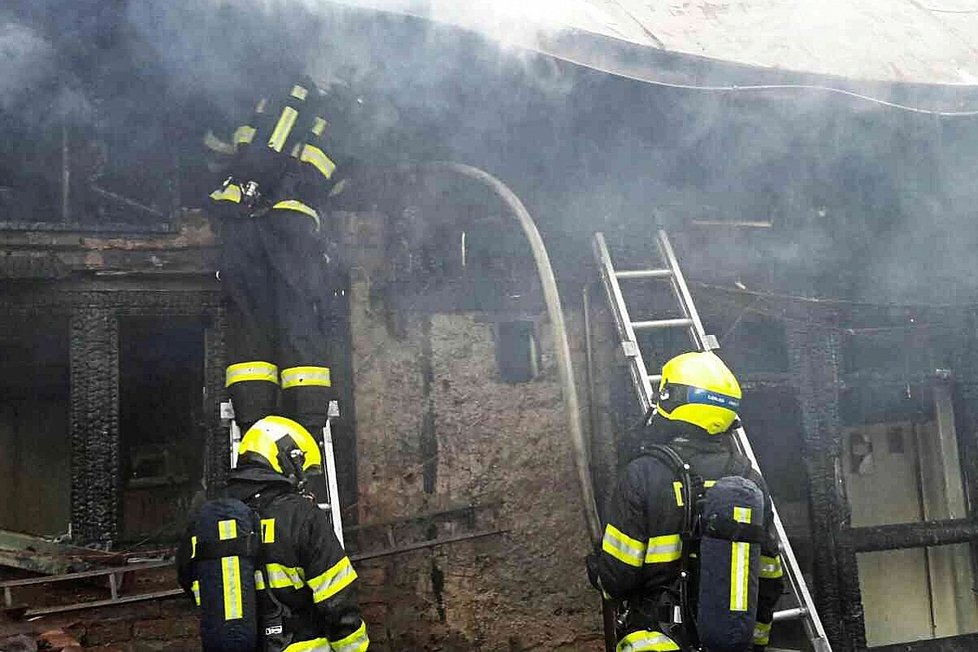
left=658, top=382, right=741, bottom=414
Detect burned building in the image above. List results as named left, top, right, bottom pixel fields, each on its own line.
left=3, top=1, right=978, bottom=651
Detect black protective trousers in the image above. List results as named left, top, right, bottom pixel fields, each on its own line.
left=221, top=208, right=335, bottom=437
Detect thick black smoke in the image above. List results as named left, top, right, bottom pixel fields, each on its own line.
left=2, top=0, right=978, bottom=305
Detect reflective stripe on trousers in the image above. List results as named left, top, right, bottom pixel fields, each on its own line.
left=616, top=629, right=680, bottom=652
left=760, top=554, right=784, bottom=579
left=226, top=361, right=279, bottom=387
left=331, top=621, right=370, bottom=652
left=754, top=620, right=772, bottom=646
left=281, top=366, right=331, bottom=389
left=282, top=621, right=369, bottom=652
left=283, top=638, right=330, bottom=651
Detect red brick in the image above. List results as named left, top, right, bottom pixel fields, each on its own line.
left=38, top=629, right=81, bottom=649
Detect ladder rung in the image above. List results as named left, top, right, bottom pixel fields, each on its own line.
left=773, top=606, right=808, bottom=622
left=648, top=374, right=661, bottom=384
left=615, top=269, right=673, bottom=280
left=631, top=318, right=693, bottom=331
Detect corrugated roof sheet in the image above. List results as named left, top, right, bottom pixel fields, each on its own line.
left=331, top=0, right=978, bottom=86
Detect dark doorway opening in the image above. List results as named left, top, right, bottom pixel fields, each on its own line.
left=0, top=316, right=70, bottom=536
left=118, top=317, right=205, bottom=543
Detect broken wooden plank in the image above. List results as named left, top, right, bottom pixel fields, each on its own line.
left=0, top=529, right=102, bottom=575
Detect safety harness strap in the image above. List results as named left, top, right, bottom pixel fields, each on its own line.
left=195, top=533, right=262, bottom=561
left=703, top=515, right=766, bottom=544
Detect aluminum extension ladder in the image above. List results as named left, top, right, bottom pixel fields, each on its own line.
left=593, top=229, right=831, bottom=652
left=225, top=401, right=345, bottom=546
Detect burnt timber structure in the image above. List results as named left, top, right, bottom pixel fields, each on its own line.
left=4, top=3, right=978, bottom=647
left=0, top=216, right=225, bottom=545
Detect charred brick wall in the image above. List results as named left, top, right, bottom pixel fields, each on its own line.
left=0, top=288, right=224, bottom=545
left=70, top=303, right=120, bottom=544
left=786, top=316, right=866, bottom=651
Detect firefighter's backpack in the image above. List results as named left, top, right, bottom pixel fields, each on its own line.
left=192, top=498, right=262, bottom=652
left=645, top=445, right=766, bottom=652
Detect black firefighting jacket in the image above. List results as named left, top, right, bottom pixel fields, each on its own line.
left=177, top=468, right=368, bottom=651
left=205, top=78, right=346, bottom=232
left=596, top=428, right=785, bottom=650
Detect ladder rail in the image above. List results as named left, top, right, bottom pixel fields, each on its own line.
left=654, top=230, right=712, bottom=352
left=653, top=228, right=830, bottom=648
left=733, top=426, right=830, bottom=650
left=594, top=230, right=832, bottom=652
left=593, top=233, right=656, bottom=415
left=323, top=419, right=345, bottom=547
left=225, top=400, right=346, bottom=548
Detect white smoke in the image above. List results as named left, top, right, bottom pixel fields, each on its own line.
left=0, top=22, right=56, bottom=111
left=315, top=0, right=607, bottom=48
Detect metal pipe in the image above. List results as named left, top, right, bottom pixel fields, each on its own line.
left=90, top=185, right=166, bottom=219
left=351, top=529, right=507, bottom=561
left=913, top=421, right=939, bottom=639
left=411, top=161, right=602, bottom=542
left=583, top=284, right=599, bottom=475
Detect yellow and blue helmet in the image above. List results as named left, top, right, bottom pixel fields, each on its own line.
left=236, top=415, right=322, bottom=477
left=656, top=351, right=742, bottom=435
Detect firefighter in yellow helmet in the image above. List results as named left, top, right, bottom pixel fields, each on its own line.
left=178, top=416, right=369, bottom=651
left=587, top=351, right=784, bottom=652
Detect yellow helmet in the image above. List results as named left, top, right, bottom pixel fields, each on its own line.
left=237, top=416, right=322, bottom=477
left=656, top=351, right=742, bottom=435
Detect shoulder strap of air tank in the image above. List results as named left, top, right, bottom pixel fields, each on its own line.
left=641, top=444, right=698, bottom=537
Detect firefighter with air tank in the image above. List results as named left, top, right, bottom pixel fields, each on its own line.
left=588, top=351, right=785, bottom=652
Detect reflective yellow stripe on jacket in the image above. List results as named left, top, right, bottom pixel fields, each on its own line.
left=260, top=518, right=276, bottom=544
left=264, top=563, right=305, bottom=590
left=204, top=131, right=235, bottom=155
left=616, top=629, right=680, bottom=652
left=271, top=200, right=320, bottom=230
left=672, top=480, right=716, bottom=507
left=233, top=125, right=256, bottom=147
left=645, top=534, right=682, bottom=564
left=269, top=106, right=299, bottom=152
left=307, top=556, right=357, bottom=604
left=210, top=184, right=242, bottom=204
left=299, top=143, right=336, bottom=180
left=602, top=523, right=646, bottom=568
